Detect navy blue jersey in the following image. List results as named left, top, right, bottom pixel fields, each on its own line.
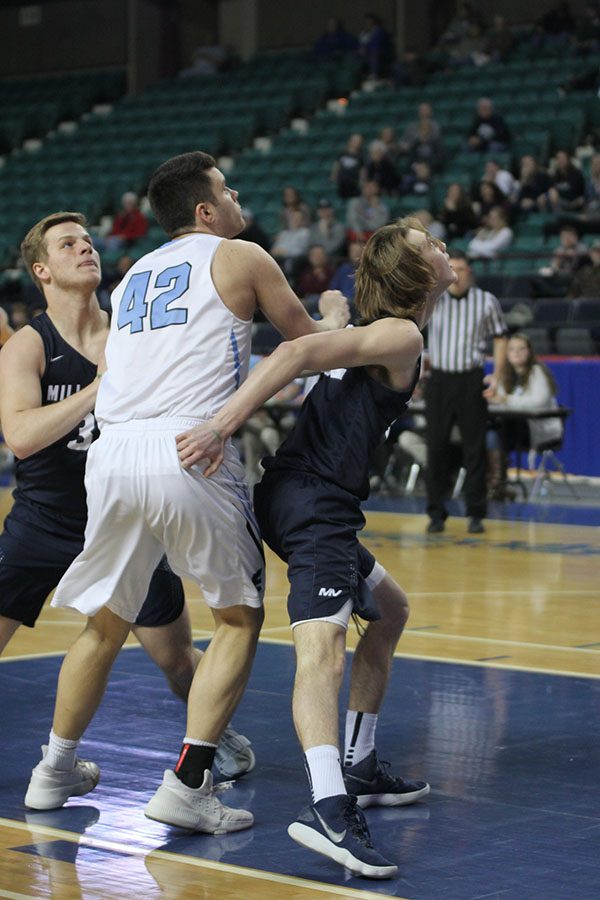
left=1, top=314, right=99, bottom=565
left=263, top=360, right=420, bottom=501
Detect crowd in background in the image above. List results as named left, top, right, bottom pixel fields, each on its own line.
left=1, top=3, right=598, bottom=500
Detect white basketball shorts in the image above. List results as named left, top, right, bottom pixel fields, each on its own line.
left=52, top=418, right=265, bottom=622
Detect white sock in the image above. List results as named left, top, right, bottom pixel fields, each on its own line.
left=183, top=736, right=217, bottom=748
left=46, top=729, right=79, bottom=771
left=304, top=745, right=346, bottom=804
left=344, top=711, right=378, bottom=767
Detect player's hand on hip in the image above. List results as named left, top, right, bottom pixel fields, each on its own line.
left=318, top=290, right=350, bottom=327
left=175, top=424, right=225, bottom=476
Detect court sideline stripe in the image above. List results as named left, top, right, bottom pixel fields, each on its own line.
left=257, top=637, right=600, bottom=680
left=260, top=626, right=600, bottom=656
left=0, top=818, right=404, bottom=900
left=0, top=891, right=37, bottom=900
left=3, top=635, right=599, bottom=681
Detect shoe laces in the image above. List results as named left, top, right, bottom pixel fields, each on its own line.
left=375, top=758, right=403, bottom=789
left=213, top=779, right=235, bottom=795
left=343, top=796, right=374, bottom=847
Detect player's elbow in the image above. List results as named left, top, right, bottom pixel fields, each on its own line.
left=2, top=428, right=36, bottom=459
left=271, top=336, right=313, bottom=375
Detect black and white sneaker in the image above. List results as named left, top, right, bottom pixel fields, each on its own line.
left=288, top=793, right=397, bottom=879
left=344, top=750, right=430, bottom=808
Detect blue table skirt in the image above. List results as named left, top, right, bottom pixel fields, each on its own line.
left=546, top=358, right=598, bottom=477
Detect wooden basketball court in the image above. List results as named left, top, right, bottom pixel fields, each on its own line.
left=1, top=488, right=598, bottom=898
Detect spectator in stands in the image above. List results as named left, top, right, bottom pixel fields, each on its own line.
left=573, top=3, right=600, bottom=53
left=378, top=126, right=401, bottom=162
left=568, top=239, right=600, bottom=296
left=8, top=302, right=30, bottom=330
left=308, top=199, right=346, bottom=257
left=312, top=17, right=358, bottom=61
left=439, top=1, right=484, bottom=47
left=467, top=206, right=513, bottom=259
left=179, top=43, right=231, bottom=78
left=271, top=209, right=311, bottom=278
left=358, top=13, right=395, bottom=80
left=296, top=245, right=335, bottom=298
left=400, top=161, right=433, bottom=197
left=472, top=180, right=509, bottom=223
left=365, top=140, right=399, bottom=194
left=329, top=239, right=365, bottom=303
left=535, top=2, right=576, bottom=44
left=448, top=21, right=490, bottom=67
left=346, top=180, right=390, bottom=242
left=279, top=186, right=311, bottom=229
left=104, top=192, right=148, bottom=250
left=412, top=209, right=446, bottom=241
left=467, top=98, right=511, bottom=153
left=425, top=250, right=508, bottom=535
left=238, top=207, right=271, bottom=251
left=406, top=120, right=445, bottom=173
left=484, top=14, right=514, bottom=62
left=486, top=333, right=563, bottom=499
left=514, top=155, right=551, bottom=213
left=331, top=133, right=365, bottom=199
left=400, top=103, right=441, bottom=153
left=531, top=224, right=589, bottom=297
left=558, top=61, right=600, bottom=96
left=438, top=182, right=478, bottom=240
left=540, top=150, right=585, bottom=213
left=483, top=159, right=516, bottom=200
left=392, top=48, right=428, bottom=88
left=99, top=253, right=134, bottom=309
left=584, top=153, right=600, bottom=214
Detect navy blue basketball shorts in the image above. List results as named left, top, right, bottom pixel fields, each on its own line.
left=0, top=526, right=184, bottom=629
left=254, top=469, right=384, bottom=627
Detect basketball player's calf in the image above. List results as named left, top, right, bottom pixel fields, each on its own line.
left=144, top=603, right=263, bottom=832
left=343, top=574, right=430, bottom=808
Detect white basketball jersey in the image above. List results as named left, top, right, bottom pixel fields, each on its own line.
left=96, top=233, right=253, bottom=426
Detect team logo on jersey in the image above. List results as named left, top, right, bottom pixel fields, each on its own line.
left=318, top=587, right=343, bottom=597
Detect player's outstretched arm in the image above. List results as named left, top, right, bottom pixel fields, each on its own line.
left=0, top=328, right=101, bottom=458
left=176, top=318, right=422, bottom=474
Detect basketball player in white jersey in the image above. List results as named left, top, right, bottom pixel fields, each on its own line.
left=0, top=210, right=254, bottom=780
left=24, top=151, right=349, bottom=833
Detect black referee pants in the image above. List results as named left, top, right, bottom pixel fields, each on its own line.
left=425, top=368, right=487, bottom=521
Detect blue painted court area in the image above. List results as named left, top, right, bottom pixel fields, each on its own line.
left=365, top=493, right=600, bottom=528
left=1, top=643, right=599, bottom=899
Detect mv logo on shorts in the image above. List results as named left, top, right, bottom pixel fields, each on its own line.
left=318, top=587, right=343, bottom=597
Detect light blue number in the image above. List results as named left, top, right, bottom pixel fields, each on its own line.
left=117, top=265, right=190, bottom=334
left=151, top=263, right=190, bottom=330
left=117, top=271, right=151, bottom=333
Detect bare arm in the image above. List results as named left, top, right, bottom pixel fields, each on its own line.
left=0, top=307, right=14, bottom=347
left=483, top=334, right=508, bottom=398
left=212, top=240, right=349, bottom=338
left=0, top=327, right=101, bottom=458
left=176, top=318, right=422, bottom=472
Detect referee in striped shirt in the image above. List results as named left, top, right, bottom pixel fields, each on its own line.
left=425, top=250, right=508, bottom=534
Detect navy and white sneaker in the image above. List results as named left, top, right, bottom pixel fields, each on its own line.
left=344, top=750, right=430, bottom=808
left=288, top=793, right=398, bottom=879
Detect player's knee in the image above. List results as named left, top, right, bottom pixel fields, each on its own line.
left=374, top=577, right=410, bottom=631
left=215, top=603, right=264, bottom=637
left=295, top=625, right=345, bottom=681
left=86, top=607, right=130, bottom=653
